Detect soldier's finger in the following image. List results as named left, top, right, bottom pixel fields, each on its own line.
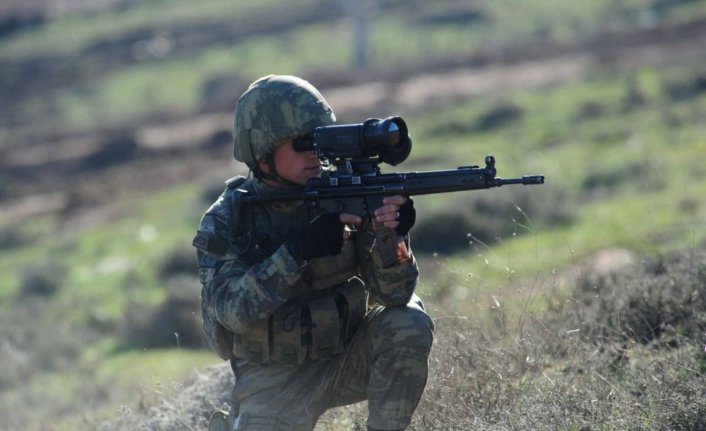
left=374, top=204, right=400, bottom=219
left=340, top=213, right=363, bottom=225
left=383, top=220, right=400, bottom=230
left=382, top=195, right=408, bottom=206
left=375, top=210, right=400, bottom=224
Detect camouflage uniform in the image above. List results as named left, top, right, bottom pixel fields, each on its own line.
left=194, top=75, right=434, bottom=431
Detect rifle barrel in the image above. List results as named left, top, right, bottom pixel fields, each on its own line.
left=242, top=167, right=545, bottom=204
left=496, top=175, right=545, bottom=186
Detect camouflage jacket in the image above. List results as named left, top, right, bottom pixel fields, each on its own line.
left=194, top=176, right=420, bottom=360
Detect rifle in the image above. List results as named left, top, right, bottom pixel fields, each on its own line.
left=244, top=116, right=544, bottom=267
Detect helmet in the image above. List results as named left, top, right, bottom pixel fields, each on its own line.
left=233, top=74, right=336, bottom=166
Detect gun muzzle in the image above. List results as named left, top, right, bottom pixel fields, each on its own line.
left=522, top=175, right=545, bottom=185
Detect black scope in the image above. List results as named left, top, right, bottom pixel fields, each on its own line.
left=293, top=116, right=412, bottom=166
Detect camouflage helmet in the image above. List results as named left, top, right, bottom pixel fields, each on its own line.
left=233, top=74, right=336, bottom=166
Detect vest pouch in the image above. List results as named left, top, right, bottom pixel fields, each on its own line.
left=202, top=305, right=234, bottom=360
left=232, top=319, right=271, bottom=364
left=307, top=296, right=342, bottom=361
left=335, top=277, right=367, bottom=342
left=272, top=303, right=306, bottom=365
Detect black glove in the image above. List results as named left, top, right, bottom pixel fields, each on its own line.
left=395, top=198, right=416, bottom=236
left=286, top=213, right=344, bottom=261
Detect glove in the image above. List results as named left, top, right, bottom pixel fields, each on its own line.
left=286, top=213, right=344, bottom=261
left=395, top=198, right=416, bottom=236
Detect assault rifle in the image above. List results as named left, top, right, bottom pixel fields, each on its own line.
left=244, top=116, right=544, bottom=266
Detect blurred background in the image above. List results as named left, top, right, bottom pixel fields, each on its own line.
left=1, top=0, right=706, bottom=430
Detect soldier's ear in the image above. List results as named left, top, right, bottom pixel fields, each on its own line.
left=257, top=158, right=270, bottom=174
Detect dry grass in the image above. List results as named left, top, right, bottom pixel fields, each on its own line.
left=98, top=246, right=706, bottom=430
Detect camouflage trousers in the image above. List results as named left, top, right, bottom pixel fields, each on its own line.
left=225, top=294, right=434, bottom=431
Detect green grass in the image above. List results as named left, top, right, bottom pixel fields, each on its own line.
left=96, top=348, right=217, bottom=386
left=9, top=0, right=706, bottom=135
left=4, top=2, right=706, bottom=429
left=0, top=0, right=319, bottom=58
left=403, top=64, right=706, bottom=309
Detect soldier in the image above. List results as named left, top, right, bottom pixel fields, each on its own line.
left=193, top=74, right=434, bottom=431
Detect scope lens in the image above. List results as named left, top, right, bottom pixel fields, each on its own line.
left=387, top=122, right=399, bottom=147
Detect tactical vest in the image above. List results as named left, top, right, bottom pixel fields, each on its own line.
left=195, top=176, right=368, bottom=365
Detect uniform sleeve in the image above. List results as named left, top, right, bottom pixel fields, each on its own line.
left=195, top=188, right=306, bottom=339
left=355, top=225, right=419, bottom=307
left=205, top=244, right=305, bottom=333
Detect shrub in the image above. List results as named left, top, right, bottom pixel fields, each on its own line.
left=581, top=158, right=666, bottom=198
left=0, top=297, right=90, bottom=389
left=120, top=277, right=204, bottom=350
left=98, top=363, right=234, bottom=431
left=659, top=381, right=706, bottom=431
left=475, top=103, right=523, bottom=132
left=574, top=100, right=607, bottom=122
left=621, top=77, right=649, bottom=111
left=413, top=186, right=574, bottom=254
left=158, top=244, right=199, bottom=280
left=663, top=73, right=706, bottom=102
left=16, top=262, right=66, bottom=298
left=570, top=248, right=706, bottom=344
left=80, top=132, right=139, bottom=171
left=0, top=227, right=27, bottom=250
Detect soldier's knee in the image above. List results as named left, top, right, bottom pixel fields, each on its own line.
left=376, top=302, right=434, bottom=352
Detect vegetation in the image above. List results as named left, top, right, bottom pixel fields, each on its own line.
left=1, top=0, right=706, bottom=429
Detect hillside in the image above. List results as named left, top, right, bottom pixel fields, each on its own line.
left=1, top=1, right=706, bottom=430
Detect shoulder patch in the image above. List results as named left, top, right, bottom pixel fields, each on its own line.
left=198, top=252, right=218, bottom=268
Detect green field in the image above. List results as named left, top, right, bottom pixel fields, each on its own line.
left=2, top=0, right=706, bottom=429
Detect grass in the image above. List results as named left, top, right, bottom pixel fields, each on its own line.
left=7, top=0, right=706, bottom=137
left=0, top=0, right=319, bottom=58
left=3, top=1, right=706, bottom=429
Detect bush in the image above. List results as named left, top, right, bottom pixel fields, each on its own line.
left=80, top=132, right=140, bottom=171
left=422, top=101, right=524, bottom=138
left=120, top=277, right=204, bottom=350
left=581, top=158, right=666, bottom=198
left=16, top=262, right=66, bottom=298
left=475, top=103, right=523, bottom=132
left=660, top=380, right=706, bottom=431
left=0, top=227, right=28, bottom=250
left=413, top=186, right=574, bottom=254
left=663, top=73, right=706, bottom=102
left=570, top=248, right=706, bottom=344
left=574, top=100, right=608, bottom=122
left=158, top=245, right=199, bottom=280
left=0, top=297, right=91, bottom=389
left=98, top=363, right=234, bottom=431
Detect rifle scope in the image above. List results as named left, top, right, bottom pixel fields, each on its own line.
left=293, top=116, right=412, bottom=166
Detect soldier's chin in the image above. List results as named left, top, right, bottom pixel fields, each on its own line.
left=305, top=166, right=322, bottom=177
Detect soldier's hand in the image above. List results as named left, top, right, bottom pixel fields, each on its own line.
left=373, top=196, right=416, bottom=235
left=287, top=213, right=361, bottom=260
